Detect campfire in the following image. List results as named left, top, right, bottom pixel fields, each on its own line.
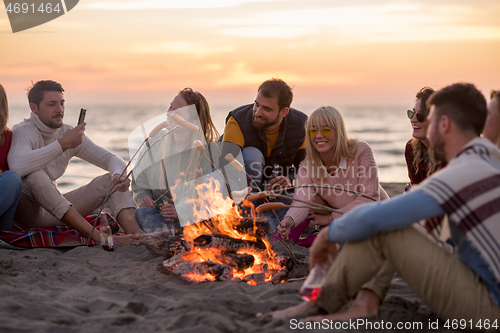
left=143, top=178, right=292, bottom=285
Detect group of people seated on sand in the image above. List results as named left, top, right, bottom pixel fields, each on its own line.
left=1, top=78, right=500, bottom=327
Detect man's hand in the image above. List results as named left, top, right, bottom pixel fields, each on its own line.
left=140, top=196, right=156, bottom=208
left=112, top=174, right=131, bottom=192
left=309, top=227, right=338, bottom=268
left=267, top=175, right=292, bottom=191
left=307, top=212, right=333, bottom=228
left=58, top=123, right=85, bottom=151
left=159, top=202, right=178, bottom=219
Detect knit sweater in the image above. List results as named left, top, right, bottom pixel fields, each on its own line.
left=8, top=113, right=125, bottom=181
left=286, top=141, right=388, bottom=223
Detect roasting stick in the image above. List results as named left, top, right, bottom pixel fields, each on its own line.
left=274, top=184, right=377, bottom=202
left=255, top=202, right=343, bottom=214
left=223, top=154, right=304, bottom=266
left=194, top=140, right=234, bottom=201
left=249, top=192, right=346, bottom=215
left=85, top=113, right=196, bottom=245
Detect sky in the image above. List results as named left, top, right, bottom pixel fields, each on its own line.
left=1, top=0, right=499, bottom=107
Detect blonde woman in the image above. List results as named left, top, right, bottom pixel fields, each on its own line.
left=277, top=105, right=388, bottom=244
left=483, top=90, right=500, bottom=146
left=0, top=84, right=22, bottom=230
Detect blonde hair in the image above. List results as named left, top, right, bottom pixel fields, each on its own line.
left=304, top=106, right=358, bottom=179
left=490, top=90, right=500, bottom=146
left=0, top=84, right=8, bottom=146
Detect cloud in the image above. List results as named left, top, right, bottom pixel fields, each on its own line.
left=85, top=0, right=283, bottom=10
left=211, top=2, right=500, bottom=41
left=134, top=41, right=233, bottom=55
left=219, top=26, right=317, bottom=39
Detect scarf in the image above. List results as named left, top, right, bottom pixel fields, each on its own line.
left=28, top=112, right=60, bottom=143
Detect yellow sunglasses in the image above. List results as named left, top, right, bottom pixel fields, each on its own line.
left=307, top=127, right=333, bottom=138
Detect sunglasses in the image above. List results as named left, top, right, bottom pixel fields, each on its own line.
left=182, top=87, right=200, bottom=101
left=407, top=109, right=426, bottom=122
left=308, top=127, right=333, bottom=138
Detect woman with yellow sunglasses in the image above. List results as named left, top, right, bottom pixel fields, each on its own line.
left=277, top=105, right=388, bottom=245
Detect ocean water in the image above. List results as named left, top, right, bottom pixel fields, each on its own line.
left=7, top=103, right=412, bottom=193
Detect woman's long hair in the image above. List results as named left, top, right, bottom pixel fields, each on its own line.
left=410, top=87, right=442, bottom=176
left=490, top=90, right=500, bottom=146
left=304, top=105, right=358, bottom=179
left=178, top=90, right=220, bottom=144
left=0, top=84, right=8, bottom=146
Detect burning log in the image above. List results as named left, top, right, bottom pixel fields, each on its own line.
left=244, top=272, right=266, bottom=284
left=214, top=252, right=255, bottom=271
left=233, top=216, right=269, bottom=237
left=172, top=260, right=233, bottom=281
left=140, top=233, right=189, bottom=258
left=193, top=233, right=267, bottom=251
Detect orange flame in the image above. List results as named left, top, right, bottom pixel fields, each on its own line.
left=167, top=177, right=284, bottom=284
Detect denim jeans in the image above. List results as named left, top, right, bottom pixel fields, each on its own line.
left=241, top=147, right=295, bottom=233
left=0, top=170, right=22, bottom=230
left=135, top=207, right=182, bottom=235
left=241, top=146, right=265, bottom=191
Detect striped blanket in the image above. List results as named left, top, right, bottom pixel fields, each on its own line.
left=0, top=213, right=120, bottom=248
left=419, top=137, right=500, bottom=284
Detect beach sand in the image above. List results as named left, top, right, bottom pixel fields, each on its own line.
left=0, top=183, right=460, bottom=333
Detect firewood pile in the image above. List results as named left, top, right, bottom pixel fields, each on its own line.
left=140, top=216, right=308, bottom=285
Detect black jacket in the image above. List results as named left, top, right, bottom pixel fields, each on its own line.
left=225, top=104, right=307, bottom=180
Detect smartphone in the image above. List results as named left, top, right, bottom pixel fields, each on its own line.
left=78, top=108, right=86, bottom=125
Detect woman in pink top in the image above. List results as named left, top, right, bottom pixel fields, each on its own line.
left=277, top=105, right=388, bottom=244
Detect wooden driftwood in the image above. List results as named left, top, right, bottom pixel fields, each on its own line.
left=140, top=233, right=189, bottom=258
left=214, top=252, right=255, bottom=271
left=193, top=233, right=267, bottom=251
left=233, top=216, right=269, bottom=237
left=172, top=260, right=234, bottom=281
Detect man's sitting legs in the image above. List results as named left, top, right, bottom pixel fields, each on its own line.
left=15, top=170, right=141, bottom=234
left=313, top=226, right=500, bottom=324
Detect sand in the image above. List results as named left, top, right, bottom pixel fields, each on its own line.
left=0, top=183, right=461, bottom=333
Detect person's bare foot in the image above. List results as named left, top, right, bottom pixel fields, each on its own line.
left=256, top=301, right=315, bottom=320
left=113, top=233, right=141, bottom=246
left=301, top=289, right=379, bottom=322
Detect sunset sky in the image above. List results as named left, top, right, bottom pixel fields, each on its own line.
left=1, top=0, right=499, bottom=107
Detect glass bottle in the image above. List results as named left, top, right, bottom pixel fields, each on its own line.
left=299, top=263, right=329, bottom=302
left=99, top=212, right=114, bottom=252
left=269, top=164, right=280, bottom=200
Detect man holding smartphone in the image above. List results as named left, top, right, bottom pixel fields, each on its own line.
left=7, top=80, right=142, bottom=246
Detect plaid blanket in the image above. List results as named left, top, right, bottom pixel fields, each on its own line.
left=0, top=213, right=120, bottom=248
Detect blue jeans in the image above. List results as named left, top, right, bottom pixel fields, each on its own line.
left=242, top=147, right=265, bottom=191
left=135, top=207, right=182, bottom=235
left=0, top=171, right=22, bottom=230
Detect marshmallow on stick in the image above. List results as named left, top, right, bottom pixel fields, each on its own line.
left=170, top=113, right=199, bottom=131
left=149, top=121, right=170, bottom=138
left=225, top=153, right=244, bottom=172
left=193, top=140, right=205, bottom=152
left=231, top=186, right=251, bottom=199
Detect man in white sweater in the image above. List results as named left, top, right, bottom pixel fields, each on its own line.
left=8, top=80, right=141, bottom=246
